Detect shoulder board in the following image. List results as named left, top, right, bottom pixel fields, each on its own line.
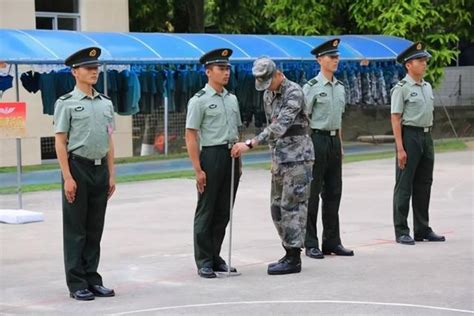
left=100, top=93, right=111, bottom=100
left=59, top=93, right=72, bottom=101
left=337, top=80, right=344, bottom=86
left=307, top=78, right=318, bottom=86
left=396, top=80, right=407, bottom=87
left=195, top=90, right=206, bottom=98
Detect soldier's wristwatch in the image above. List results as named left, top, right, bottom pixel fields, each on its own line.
left=245, top=139, right=253, bottom=149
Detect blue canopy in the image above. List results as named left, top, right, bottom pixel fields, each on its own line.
left=0, top=29, right=412, bottom=64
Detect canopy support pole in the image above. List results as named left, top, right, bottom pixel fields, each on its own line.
left=164, top=79, right=169, bottom=156
left=14, top=64, right=23, bottom=209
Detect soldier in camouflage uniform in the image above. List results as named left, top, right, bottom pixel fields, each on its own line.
left=232, top=57, right=314, bottom=275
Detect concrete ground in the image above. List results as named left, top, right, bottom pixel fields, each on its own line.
left=0, top=151, right=473, bottom=315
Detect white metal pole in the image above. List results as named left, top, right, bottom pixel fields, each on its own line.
left=103, top=63, right=108, bottom=96
left=14, top=63, right=22, bottom=209
left=164, top=96, right=169, bottom=156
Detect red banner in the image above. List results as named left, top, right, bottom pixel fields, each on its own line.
left=0, top=102, right=26, bottom=138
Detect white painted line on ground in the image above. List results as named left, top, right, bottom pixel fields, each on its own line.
left=109, top=300, right=474, bottom=315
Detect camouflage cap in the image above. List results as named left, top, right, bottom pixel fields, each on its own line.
left=252, top=56, right=276, bottom=91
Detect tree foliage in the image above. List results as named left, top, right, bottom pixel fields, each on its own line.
left=350, top=0, right=471, bottom=85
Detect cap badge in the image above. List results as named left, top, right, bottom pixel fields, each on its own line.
left=89, top=49, right=97, bottom=57
left=221, top=50, right=229, bottom=57
left=333, top=40, right=339, bottom=47
left=416, top=43, right=422, bottom=50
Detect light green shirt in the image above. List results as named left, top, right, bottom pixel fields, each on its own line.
left=185, top=83, right=242, bottom=147
left=391, top=74, right=434, bottom=127
left=303, top=72, right=345, bottom=130
left=53, top=87, right=115, bottom=160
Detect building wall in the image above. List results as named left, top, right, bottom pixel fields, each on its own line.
left=0, top=0, right=36, bottom=29
left=0, top=0, right=133, bottom=167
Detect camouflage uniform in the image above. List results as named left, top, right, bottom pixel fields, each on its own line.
left=255, top=78, right=314, bottom=248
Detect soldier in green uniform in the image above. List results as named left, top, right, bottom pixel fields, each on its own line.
left=185, top=48, right=242, bottom=278
left=391, top=42, right=446, bottom=245
left=303, top=39, right=354, bottom=259
left=54, top=47, right=116, bottom=300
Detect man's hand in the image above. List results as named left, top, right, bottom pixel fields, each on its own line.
left=64, top=177, right=77, bottom=203
left=108, top=176, right=116, bottom=199
left=196, top=170, right=207, bottom=193
left=341, top=146, right=345, bottom=160
left=231, top=142, right=250, bottom=158
left=397, top=148, right=407, bottom=170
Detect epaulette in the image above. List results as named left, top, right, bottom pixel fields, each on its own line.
left=195, top=90, right=206, bottom=97
left=337, top=80, right=344, bottom=86
left=396, top=80, right=407, bottom=87
left=307, top=78, right=318, bottom=86
left=100, top=93, right=111, bottom=100
left=59, top=93, right=72, bottom=100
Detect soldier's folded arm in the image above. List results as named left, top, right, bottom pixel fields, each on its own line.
left=257, top=90, right=303, bottom=144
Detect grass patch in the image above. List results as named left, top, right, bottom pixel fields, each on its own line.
left=0, top=170, right=195, bottom=194
left=0, top=153, right=190, bottom=174
left=0, top=146, right=270, bottom=174
left=0, top=139, right=468, bottom=194
left=246, top=139, right=468, bottom=170
left=433, top=139, right=467, bottom=152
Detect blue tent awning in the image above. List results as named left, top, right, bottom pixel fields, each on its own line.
left=0, top=29, right=412, bottom=64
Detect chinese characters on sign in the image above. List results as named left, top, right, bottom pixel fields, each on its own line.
left=0, top=102, right=26, bottom=138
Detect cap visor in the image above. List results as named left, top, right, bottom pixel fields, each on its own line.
left=73, top=60, right=101, bottom=68
left=255, top=78, right=272, bottom=91
left=319, top=50, right=339, bottom=57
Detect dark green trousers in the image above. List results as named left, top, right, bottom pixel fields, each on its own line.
left=194, top=146, right=240, bottom=269
left=305, top=132, right=343, bottom=249
left=62, top=157, right=109, bottom=292
left=393, top=126, right=434, bottom=238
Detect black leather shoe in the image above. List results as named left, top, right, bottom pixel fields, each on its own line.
left=305, top=247, right=324, bottom=259
left=268, top=248, right=302, bottom=275
left=396, top=235, right=415, bottom=245
left=415, top=231, right=446, bottom=242
left=69, top=289, right=95, bottom=301
left=322, top=245, right=354, bottom=256
left=89, top=285, right=115, bottom=297
left=198, top=267, right=216, bottom=278
left=214, top=263, right=237, bottom=273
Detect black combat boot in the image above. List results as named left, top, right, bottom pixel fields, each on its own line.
left=267, top=247, right=302, bottom=275
left=268, top=245, right=290, bottom=269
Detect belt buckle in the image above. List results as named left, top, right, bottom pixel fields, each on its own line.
left=94, top=159, right=102, bottom=166
left=423, top=127, right=429, bottom=132
left=330, top=130, right=336, bottom=136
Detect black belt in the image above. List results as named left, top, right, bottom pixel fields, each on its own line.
left=312, top=129, right=339, bottom=137
left=202, top=143, right=233, bottom=150
left=403, top=125, right=432, bottom=133
left=283, top=125, right=309, bottom=137
left=70, top=153, right=107, bottom=166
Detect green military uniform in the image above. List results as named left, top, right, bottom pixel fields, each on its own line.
left=302, top=39, right=353, bottom=256
left=54, top=48, right=115, bottom=294
left=391, top=75, right=435, bottom=239
left=303, top=72, right=345, bottom=251
left=391, top=41, right=445, bottom=243
left=186, top=49, right=242, bottom=271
